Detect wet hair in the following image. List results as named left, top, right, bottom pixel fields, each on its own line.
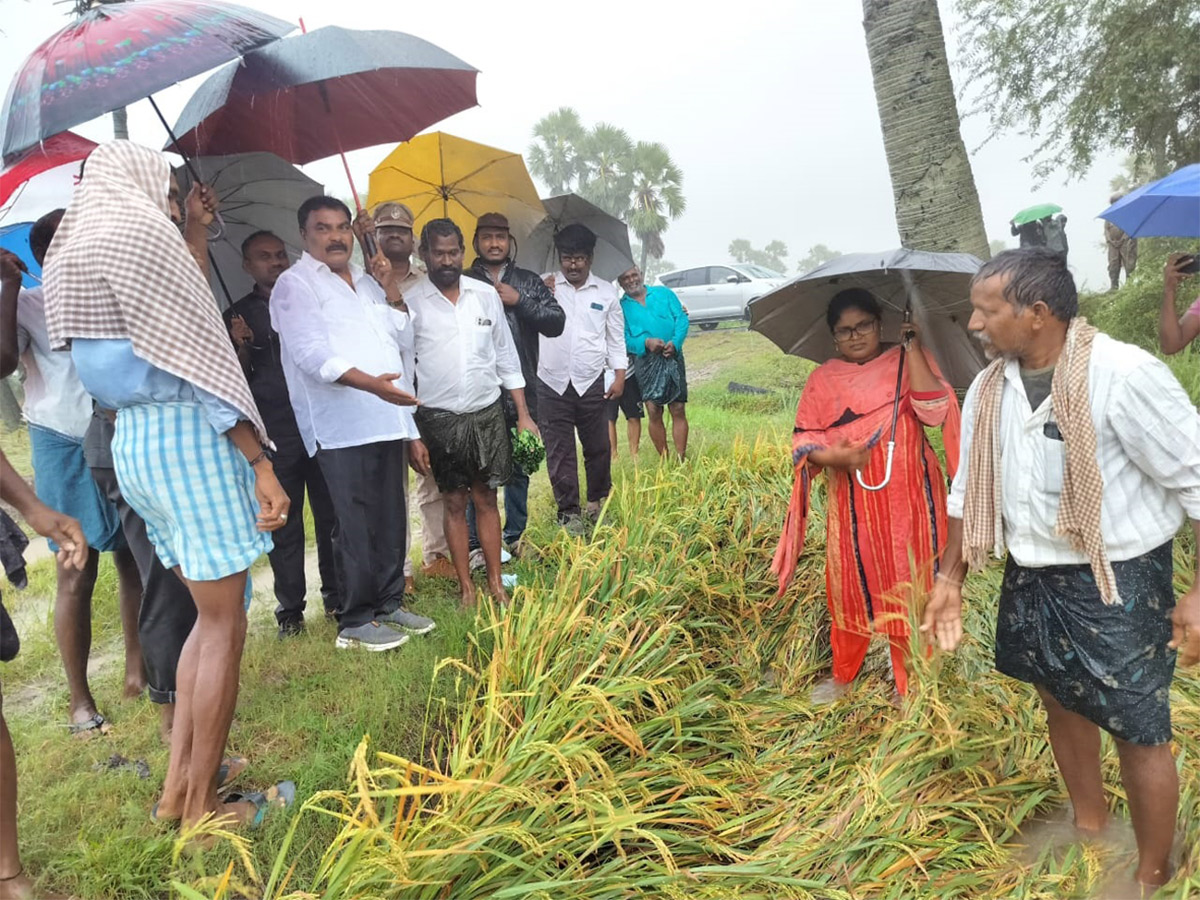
left=297, top=196, right=351, bottom=232
left=241, top=229, right=281, bottom=258
left=419, top=217, right=464, bottom=250
left=971, top=247, right=1078, bottom=322
left=825, top=288, right=883, bottom=331
left=554, top=223, right=596, bottom=256
left=29, top=208, right=66, bottom=266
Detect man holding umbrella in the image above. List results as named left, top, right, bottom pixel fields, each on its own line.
left=463, top=212, right=565, bottom=558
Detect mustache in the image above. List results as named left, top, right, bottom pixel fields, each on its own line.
left=325, top=242, right=347, bottom=252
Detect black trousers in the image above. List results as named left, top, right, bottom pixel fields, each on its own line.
left=316, top=440, right=407, bottom=630
left=90, top=465, right=196, bottom=704
left=536, top=375, right=612, bottom=520
left=269, top=432, right=338, bottom=626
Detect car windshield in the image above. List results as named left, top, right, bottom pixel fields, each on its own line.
left=735, top=264, right=782, bottom=279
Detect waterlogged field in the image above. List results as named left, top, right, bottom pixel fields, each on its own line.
left=1, top=328, right=1197, bottom=899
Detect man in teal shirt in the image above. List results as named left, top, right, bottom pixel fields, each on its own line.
left=618, top=265, right=690, bottom=459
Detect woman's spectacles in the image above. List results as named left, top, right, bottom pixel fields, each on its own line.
left=832, top=319, right=879, bottom=343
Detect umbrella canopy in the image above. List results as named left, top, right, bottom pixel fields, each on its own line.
left=174, top=152, right=322, bottom=306
left=368, top=133, right=546, bottom=246
left=168, top=26, right=478, bottom=165
left=517, top=193, right=635, bottom=280
left=1098, top=164, right=1200, bottom=238
left=749, top=248, right=987, bottom=391
left=1, top=0, right=292, bottom=161
left=0, top=223, right=40, bottom=289
left=1, top=131, right=95, bottom=207
left=1011, top=203, right=1063, bottom=226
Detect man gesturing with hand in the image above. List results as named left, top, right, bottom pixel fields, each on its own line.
left=271, top=196, right=435, bottom=652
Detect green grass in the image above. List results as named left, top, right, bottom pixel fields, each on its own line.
left=1, top=327, right=1196, bottom=899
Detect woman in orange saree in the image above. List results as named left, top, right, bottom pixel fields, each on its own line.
left=772, top=289, right=961, bottom=700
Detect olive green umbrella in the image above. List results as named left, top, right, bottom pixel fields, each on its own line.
left=1011, top=203, right=1062, bottom=225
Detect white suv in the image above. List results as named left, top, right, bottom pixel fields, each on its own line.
left=655, top=264, right=784, bottom=329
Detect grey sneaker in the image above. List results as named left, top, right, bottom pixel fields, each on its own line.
left=378, top=606, right=437, bottom=636
left=335, top=622, right=410, bottom=651
left=562, top=515, right=589, bottom=537
left=469, top=547, right=511, bottom=570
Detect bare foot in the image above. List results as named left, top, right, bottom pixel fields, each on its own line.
left=0, top=869, right=70, bottom=900
left=159, top=705, right=175, bottom=745
left=487, top=580, right=510, bottom=606
left=809, top=677, right=851, bottom=705
left=123, top=670, right=147, bottom=700
left=459, top=589, right=476, bottom=610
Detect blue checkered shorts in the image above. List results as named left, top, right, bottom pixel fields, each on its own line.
left=111, top=403, right=271, bottom=583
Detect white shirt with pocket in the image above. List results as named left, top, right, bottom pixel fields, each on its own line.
left=16, top=286, right=94, bottom=439
left=537, top=272, right=626, bottom=396
left=405, top=276, right=524, bottom=415
left=947, top=333, right=1200, bottom=565
left=270, top=252, right=418, bottom=456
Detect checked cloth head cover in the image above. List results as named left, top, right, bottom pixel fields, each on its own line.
left=962, top=317, right=1118, bottom=604
left=43, top=140, right=267, bottom=444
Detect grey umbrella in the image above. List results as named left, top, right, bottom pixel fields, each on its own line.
left=749, top=248, right=986, bottom=490
left=516, top=193, right=635, bottom=280
left=175, top=152, right=322, bottom=307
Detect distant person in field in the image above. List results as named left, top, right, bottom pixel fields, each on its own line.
left=772, top=288, right=960, bottom=703
left=538, top=224, right=627, bottom=533
left=618, top=264, right=690, bottom=459
left=272, top=196, right=435, bottom=652
left=1160, top=251, right=1200, bottom=355
left=224, top=231, right=339, bottom=638
left=1104, top=193, right=1138, bottom=290
left=406, top=218, right=535, bottom=607
left=463, top=211, right=565, bottom=562
left=1, top=447, right=86, bottom=900
left=923, top=248, right=1200, bottom=891
left=44, top=140, right=292, bottom=831
left=0, top=210, right=145, bottom=741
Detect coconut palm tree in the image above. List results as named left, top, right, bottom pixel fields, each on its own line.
left=627, top=141, right=686, bottom=270
left=527, top=107, right=587, bottom=196
left=862, top=0, right=989, bottom=259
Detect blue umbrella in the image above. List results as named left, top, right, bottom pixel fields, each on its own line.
left=1099, top=163, right=1200, bottom=237
left=0, top=222, right=39, bottom=288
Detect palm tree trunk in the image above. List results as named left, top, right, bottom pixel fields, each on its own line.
left=112, top=106, right=129, bottom=140
left=863, top=0, right=990, bottom=259
left=639, top=242, right=648, bottom=271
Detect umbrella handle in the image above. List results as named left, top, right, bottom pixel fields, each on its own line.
left=855, top=441, right=895, bottom=491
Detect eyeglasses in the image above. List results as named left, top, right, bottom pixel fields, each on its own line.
left=559, top=253, right=589, bottom=265
left=832, top=319, right=879, bottom=342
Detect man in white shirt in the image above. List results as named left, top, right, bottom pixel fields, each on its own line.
left=0, top=211, right=146, bottom=739
left=406, top=219, right=535, bottom=607
left=922, top=248, right=1200, bottom=891
left=537, top=224, right=626, bottom=532
left=271, top=196, right=435, bottom=652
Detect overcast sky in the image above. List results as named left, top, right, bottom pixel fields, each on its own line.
left=3, top=0, right=1122, bottom=289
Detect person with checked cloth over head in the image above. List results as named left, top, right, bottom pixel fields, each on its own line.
left=922, top=248, right=1200, bottom=891
left=42, top=141, right=293, bottom=831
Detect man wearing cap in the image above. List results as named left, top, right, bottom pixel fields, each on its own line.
left=224, top=230, right=339, bottom=637
left=537, top=224, right=626, bottom=532
left=359, top=203, right=453, bottom=588
left=405, top=218, right=534, bottom=607
left=463, top=212, right=565, bottom=559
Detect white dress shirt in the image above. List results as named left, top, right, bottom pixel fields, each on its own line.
left=15, top=287, right=94, bottom=438
left=948, top=333, right=1200, bottom=565
left=270, top=252, right=419, bottom=456
left=405, top=276, right=524, bottom=415
left=537, top=271, right=626, bottom=396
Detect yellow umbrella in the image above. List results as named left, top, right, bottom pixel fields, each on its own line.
left=367, top=132, right=546, bottom=246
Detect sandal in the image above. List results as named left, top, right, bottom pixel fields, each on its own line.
left=217, top=755, right=249, bottom=791
left=68, top=713, right=111, bottom=740
left=222, top=780, right=295, bottom=829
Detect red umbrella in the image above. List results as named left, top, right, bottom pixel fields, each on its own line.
left=2, top=0, right=293, bottom=161
left=0, top=131, right=96, bottom=207
left=168, top=26, right=478, bottom=167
